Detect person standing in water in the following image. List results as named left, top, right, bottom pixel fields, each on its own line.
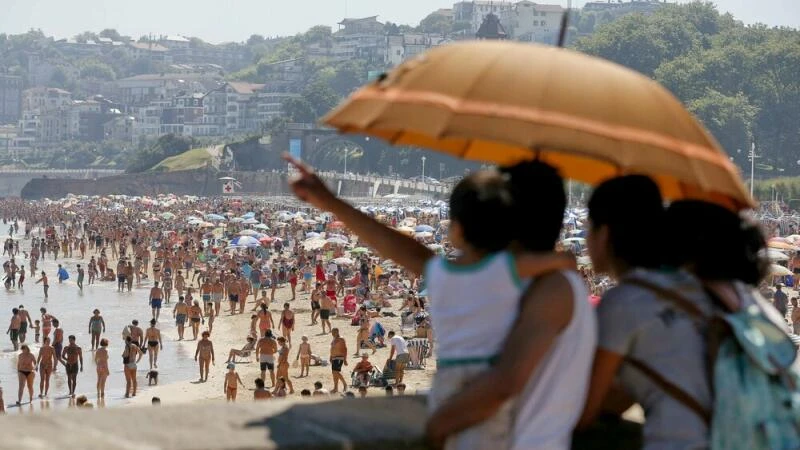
left=173, top=296, right=189, bottom=341
left=76, top=264, right=85, bottom=291
left=144, top=319, right=162, bottom=370
left=16, top=344, right=36, bottom=405
left=94, top=339, right=109, bottom=399
left=88, top=309, right=105, bottom=351
left=36, top=336, right=57, bottom=397
left=35, top=271, right=48, bottom=299
left=149, top=282, right=164, bottom=321
left=60, top=335, right=83, bottom=398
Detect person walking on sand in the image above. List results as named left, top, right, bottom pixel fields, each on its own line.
left=320, top=290, right=334, bottom=335
left=296, top=335, right=312, bottom=377
left=329, top=328, right=348, bottom=393
left=88, top=309, right=105, bottom=351
left=224, top=363, right=245, bottom=402
left=387, top=331, right=409, bottom=386
left=257, top=303, right=274, bottom=337
left=173, top=296, right=189, bottom=341
left=35, top=271, right=48, bottom=299
left=227, top=276, right=241, bottom=316
left=149, top=282, right=163, bottom=321
left=276, top=336, right=294, bottom=394
left=122, top=335, right=142, bottom=398
left=194, top=331, right=214, bottom=382
left=16, top=344, right=36, bottom=405
left=145, top=319, right=163, bottom=370
left=61, top=335, right=83, bottom=398
left=95, top=339, right=109, bottom=398
left=256, top=329, right=278, bottom=387
left=36, top=336, right=57, bottom=398
left=189, top=300, right=203, bottom=340
left=279, top=303, right=295, bottom=345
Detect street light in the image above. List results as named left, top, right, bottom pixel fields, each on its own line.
left=421, top=156, right=426, bottom=181
left=748, top=142, right=758, bottom=198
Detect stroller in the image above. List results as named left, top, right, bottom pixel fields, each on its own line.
left=350, top=366, right=385, bottom=388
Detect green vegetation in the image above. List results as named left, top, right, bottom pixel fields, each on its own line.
left=149, top=147, right=213, bottom=172
left=126, top=134, right=195, bottom=173
left=575, top=2, right=800, bottom=176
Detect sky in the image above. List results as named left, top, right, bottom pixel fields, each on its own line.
left=1, top=0, right=798, bottom=44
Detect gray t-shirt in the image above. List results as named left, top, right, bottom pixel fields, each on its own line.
left=598, top=269, right=711, bottom=450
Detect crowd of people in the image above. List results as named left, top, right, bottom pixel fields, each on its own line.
left=0, top=151, right=796, bottom=450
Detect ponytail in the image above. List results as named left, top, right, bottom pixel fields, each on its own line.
left=500, top=161, right=565, bottom=251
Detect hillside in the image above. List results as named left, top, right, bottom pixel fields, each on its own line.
left=149, top=146, right=218, bottom=172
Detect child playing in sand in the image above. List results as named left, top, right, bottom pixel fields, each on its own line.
left=223, top=363, right=244, bottom=402
left=295, top=335, right=312, bottom=377
left=284, top=155, right=573, bottom=450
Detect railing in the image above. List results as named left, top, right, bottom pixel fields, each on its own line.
left=316, top=170, right=454, bottom=194
left=0, top=169, right=124, bottom=175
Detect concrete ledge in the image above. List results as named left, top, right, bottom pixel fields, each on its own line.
left=0, top=396, right=429, bottom=450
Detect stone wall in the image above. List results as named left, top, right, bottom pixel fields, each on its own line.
left=0, top=396, right=429, bottom=450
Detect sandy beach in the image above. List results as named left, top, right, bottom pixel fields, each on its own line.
left=129, top=280, right=437, bottom=406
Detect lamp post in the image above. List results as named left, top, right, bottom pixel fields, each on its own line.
left=343, top=147, right=347, bottom=176
left=421, top=156, right=426, bottom=181
left=748, top=142, right=758, bottom=198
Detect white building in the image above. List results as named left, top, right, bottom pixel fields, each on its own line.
left=453, top=1, right=514, bottom=34
left=499, top=1, right=564, bottom=44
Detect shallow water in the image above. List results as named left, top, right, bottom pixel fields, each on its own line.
left=0, top=225, right=200, bottom=411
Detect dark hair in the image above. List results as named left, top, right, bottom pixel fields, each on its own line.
left=314, top=381, right=323, bottom=389
left=665, top=201, right=768, bottom=285
left=301, top=389, right=312, bottom=397
left=449, top=171, right=514, bottom=253
left=588, top=176, right=665, bottom=269
left=255, top=378, right=265, bottom=388
left=501, top=161, right=566, bottom=251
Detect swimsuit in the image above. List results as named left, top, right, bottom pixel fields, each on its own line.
left=331, top=357, right=345, bottom=372
left=9, top=329, right=18, bottom=341
left=259, top=354, right=275, bottom=371
left=229, top=294, right=239, bottom=303
left=176, top=314, right=187, bottom=325
left=150, top=298, right=162, bottom=309
left=66, top=362, right=79, bottom=375
left=191, top=317, right=201, bottom=323
left=18, top=370, right=32, bottom=377
left=148, top=340, right=159, bottom=348
left=320, top=309, right=330, bottom=320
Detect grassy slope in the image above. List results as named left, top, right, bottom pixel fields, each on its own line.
left=150, top=148, right=213, bottom=172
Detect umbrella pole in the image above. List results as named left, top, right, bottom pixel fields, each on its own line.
left=557, top=0, right=572, bottom=48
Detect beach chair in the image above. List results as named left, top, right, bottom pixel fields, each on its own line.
left=406, top=338, right=430, bottom=369
left=400, top=311, right=416, bottom=336
left=350, top=366, right=385, bottom=388
left=381, top=360, right=397, bottom=386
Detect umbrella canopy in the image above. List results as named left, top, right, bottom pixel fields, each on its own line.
left=333, top=257, right=354, bottom=265
left=205, top=213, right=225, bottom=221
left=350, top=247, right=370, bottom=255
left=770, top=264, right=792, bottom=277
left=230, top=236, right=260, bottom=248
left=253, top=223, right=269, bottom=230
left=242, top=218, right=259, bottom=225
left=239, top=229, right=260, bottom=237
left=769, top=241, right=800, bottom=252
left=160, top=212, right=176, bottom=220
left=323, top=41, right=752, bottom=210
left=415, top=225, right=435, bottom=233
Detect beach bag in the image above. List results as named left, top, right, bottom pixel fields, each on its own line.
left=625, top=279, right=800, bottom=450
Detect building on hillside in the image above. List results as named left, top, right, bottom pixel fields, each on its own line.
left=169, top=43, right=249, bottom=70
left=337, top=16, right=385, bottom=34
left=104, top=115, right=135, bottom=142
left=453, top=1, right=514, bottom=34
left=476, top=12, right=509, bottom=39
left=126, top=41, right=172, bottom=64
left=53, top=39, right=105, bottom=58
left=386, top=35, right=405, bottom=66
left=21, top=87, right=73, bottom=114
left=584, top=0, right=665, bottom=13
left=499, top=1, right=564, bottom=44
left=0, top=74, right=23, bottom=125
left=159, top=35, right=191, bottom=49
left=115, top=72, right=223, bottom=106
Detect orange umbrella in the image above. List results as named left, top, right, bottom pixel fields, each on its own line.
left=324, top=41, right=752, bottom=210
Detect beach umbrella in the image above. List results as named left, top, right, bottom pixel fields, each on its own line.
left=306, top=232, right=321, bottom=238
left=242, top=212, right=256, bottom=219
left=396, top=226, right=415, bottom=236
left=239, top=229, right=260, bottom=237
left=334, top=257, right=354, bottom=265
left=351, top=247, right=370, bottom=255
left=230, top=236, right=260, bottom=248
left=304, top=237, right=327, bottom=250
left=205, top=213, right=225, bottom=221
left=416, top=231, right=433, bottom=238
left=242, top=218, right=259, bottom=225
left=254, top=223, right=269, bottom=230
left=259, top=236, right=274, bottom=245
left=323, top=40, right=752, bottom=210
left=769, top=241, right=799, bottom=252
left=770, top=264, right=792, bottom=277
left=160, top=212, right=176, bottom=220
left=230, top=217, right=245, bottom=223
left=763, top=249, right=789, bottom=262
left=415, top=225, right=435, bottom=233
left=326, top=237, right=349, bottom=246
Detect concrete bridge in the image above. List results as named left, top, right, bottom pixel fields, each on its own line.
left=0, top=169, right=124, bottom=197
left=316, top=171, right=454, bottom=198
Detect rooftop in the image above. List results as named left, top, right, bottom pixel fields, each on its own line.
left=338, top=16, right=381, bottom=25
left=128, top=41, right=170, bottom=52
left=227, top=82, right=266, bottom=94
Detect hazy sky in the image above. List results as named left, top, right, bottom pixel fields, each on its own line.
left=2, top=0, right=798, bottom=43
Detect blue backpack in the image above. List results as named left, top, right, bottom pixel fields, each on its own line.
left=627, top=279, right=800, bottom=450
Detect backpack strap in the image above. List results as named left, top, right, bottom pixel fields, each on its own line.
left=621, top=277, right=713, bottom=426
left=625, top=356, right=712, bottom=426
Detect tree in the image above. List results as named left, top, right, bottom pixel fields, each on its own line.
left=247, top=34, right=266, bottom=46
left=79, top=60, right=116, bottom=81
left=98, top=29, right=123, bottom=42
left=126, top=134, right=195, bottom=173
left=281, top=97, right=315, bottom=123
left=688, top=90, right=759, bottom=167
left=74, top=31, right=98, bottom=43
left=418, top=12, right=453, bottom=34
